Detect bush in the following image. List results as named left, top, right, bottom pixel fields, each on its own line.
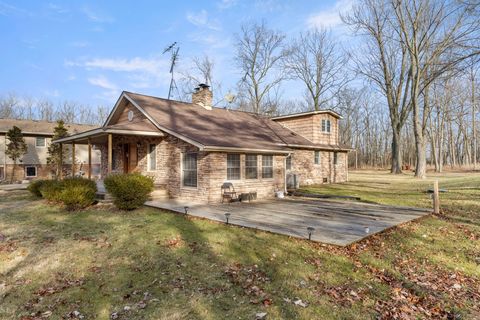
left=59, top=185, right=97, bottom=211
left=58, top=177, right=97, bottom=211
left=38, top=177, right=97, bottom=210
left=39, top=180, right=63, bottom=202
left=27, top=179, right=48, bottom=197
left=104, top=173, right=154, bottom=210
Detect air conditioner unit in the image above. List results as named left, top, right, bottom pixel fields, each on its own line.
left=286, top=173, right=300, bottom=190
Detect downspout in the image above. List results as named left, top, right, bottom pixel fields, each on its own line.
left=284, top=152, right=291, bottom=194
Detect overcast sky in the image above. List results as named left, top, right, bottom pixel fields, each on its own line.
left=0, top=0, right=354, bottom=106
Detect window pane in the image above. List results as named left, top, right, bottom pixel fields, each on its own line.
left=314, top=151, right=320, bottom=164
left=182, top=153, right=197, bottom=187
left=262, top=155, right=273, bottom=179
left=245, top=154, right=257, bottom=179
left=149, top=144, right=156, bottom=170
left=334, top=152, right=338, bottom=165
left=26, top=166, right=36, bottom=177
left=321, top=120, right=326, bottom=132
left=36, top=137, right=46, bottom=147
left=227, top=154, right=240, bottom=180
left=286, top=155, right=292, bottom=170
left=327, top=120, right=331, bottom=133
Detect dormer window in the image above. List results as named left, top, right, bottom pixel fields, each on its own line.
left=321, top=119, right=331, bottom=133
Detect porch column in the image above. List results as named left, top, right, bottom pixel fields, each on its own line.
left=107, top=134, right=112, bottom=174
left=87, top=138, right=92, bottom=180
left=71, top=142, right=76, bottom=177
left=59, top=143, right=63, bottom=179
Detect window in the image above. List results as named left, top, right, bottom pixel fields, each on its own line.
left=182, top=153, right=197, bottom=187
left=148, top=144, right=157, bottom=171
left=227, top=154, right=240, bottom=180
left=286, top=155, right=292, bottom=170
left=35, top=137, right=46, bottom=147
left=314, top=151, right=320, bottom=165
left=245, top=154, right=258, bottom=179
left=262, top=155, right=273, bottom=179
left=334, top=152, right=338, bottom=165
left=25, top=166, right=37, bottom=177
left=321, top=119, right=331, bottom=133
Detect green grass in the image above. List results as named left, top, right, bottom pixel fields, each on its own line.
left=0, top=171, right=479, bottom=319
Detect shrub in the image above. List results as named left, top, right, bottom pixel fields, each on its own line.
left=104, top=173, right=154, bottom=210
left=59, top=185, right=97, bottom=211
left=38, top=177, right=97, bottom=210
left=27, top=179, right=47, bottom=197
left=39, top=180, right=62, bottom=202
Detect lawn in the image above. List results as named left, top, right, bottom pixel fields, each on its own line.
left=0, top=170, right=479, bottom=319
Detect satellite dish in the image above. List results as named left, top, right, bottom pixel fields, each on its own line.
left=224, top=92, right=236, bottom=104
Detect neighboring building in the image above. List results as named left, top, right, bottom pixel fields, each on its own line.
left=55, top=85, right=351, bottom=203
left=0, top=119, right=101, bottom=182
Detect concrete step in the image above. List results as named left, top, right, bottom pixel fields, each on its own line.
left=150, top=189, right=169, bottom=200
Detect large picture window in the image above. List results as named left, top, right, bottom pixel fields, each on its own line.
left=227, top=154, right=240, bottom=180
left=182, top=153, right=197, bottom=187
left=321, top=119, right=331, bottom=133
left=262, top=155, right=273, bottom=179
left=245, top=154, right=258, bottom=179
left=148, top=144, right=157, bottom=171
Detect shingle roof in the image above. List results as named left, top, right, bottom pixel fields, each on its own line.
left=125, top=92, right=350, bottom=152
left=0, top=118, right=97, bottom=136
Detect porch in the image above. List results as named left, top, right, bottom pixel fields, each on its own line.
left=145, top=197, right=430, bottom=246
left=53, top=121, right=164, bottom=179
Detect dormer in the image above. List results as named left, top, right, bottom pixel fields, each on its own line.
left=271, top=110, right=342, bottom=145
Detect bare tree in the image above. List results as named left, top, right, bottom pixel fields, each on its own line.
left=392, top=0, right=480, bottom=178
left=343, top=0, right=412, bottom=174
left=234, top=21, right=286, bottom=114
left=283, top=27, right=349, bottom=111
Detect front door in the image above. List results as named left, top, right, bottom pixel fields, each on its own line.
left=122, top=143, right=138, bottom=173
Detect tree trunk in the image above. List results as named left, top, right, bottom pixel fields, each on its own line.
left=391, top=127, right=403, bottom=174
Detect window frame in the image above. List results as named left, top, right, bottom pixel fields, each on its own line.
left=262, top=155, right=274, bottom=179
left=227, top=154, right=241, bottom=180
left=181, top=152, right=198, bottom=188
left=314, top=151, right=320, bottom=165
left=147, top=143, right=157, bottom=171
left=245, top=154, right=258, bottom=179
left=286, top=154, right=292, bottom=170
left=25, top=166, right=37, bottom=178
left=35, top=136, right=46, bottom=148
left=321, top=119, right=331, bottom=133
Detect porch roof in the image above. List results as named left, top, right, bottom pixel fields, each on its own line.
left=53, top=120, right=164, bottom=144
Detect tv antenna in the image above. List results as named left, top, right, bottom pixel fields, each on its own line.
left=163, top=42, right=180, bottom=100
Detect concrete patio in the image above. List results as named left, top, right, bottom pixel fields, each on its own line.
left=145, top=197, right=430, bottom=246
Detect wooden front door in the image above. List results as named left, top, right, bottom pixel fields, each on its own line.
left=122, top=143, right=138, bottom=173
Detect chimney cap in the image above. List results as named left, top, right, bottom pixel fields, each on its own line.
left=198, top=83, right=210, bottom=89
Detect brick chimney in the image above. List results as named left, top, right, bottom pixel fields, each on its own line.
left=192, top=83, right=212, bottom=110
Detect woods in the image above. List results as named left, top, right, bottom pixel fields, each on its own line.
left=1, top=0, right=479, bottom=176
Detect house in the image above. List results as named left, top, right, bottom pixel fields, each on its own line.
left=0, top=119, right=101, bottom=182
left=54, top=85, right=351, bottom=203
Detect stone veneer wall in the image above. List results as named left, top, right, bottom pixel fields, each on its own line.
left=98, top=133, right=348, bottom=203
left=290, top=149, right=348, bottom=185
left=1, top=163, right=101, bottom=182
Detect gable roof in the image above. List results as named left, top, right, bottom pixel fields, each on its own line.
left=271, top=109, right=342, bottom=120
left=123, top=92, right=350, bottom=152
left=0, top=118, right=97, bottom=136
left=53, top=91, right=350, bottom=152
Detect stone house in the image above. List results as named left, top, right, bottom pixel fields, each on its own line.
left=0, top=119, right=100, bottom=182
left=55, top=85, right=351, bottom=203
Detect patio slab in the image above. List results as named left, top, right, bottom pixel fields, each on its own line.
left=145, top=197, right=430, bottom=246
